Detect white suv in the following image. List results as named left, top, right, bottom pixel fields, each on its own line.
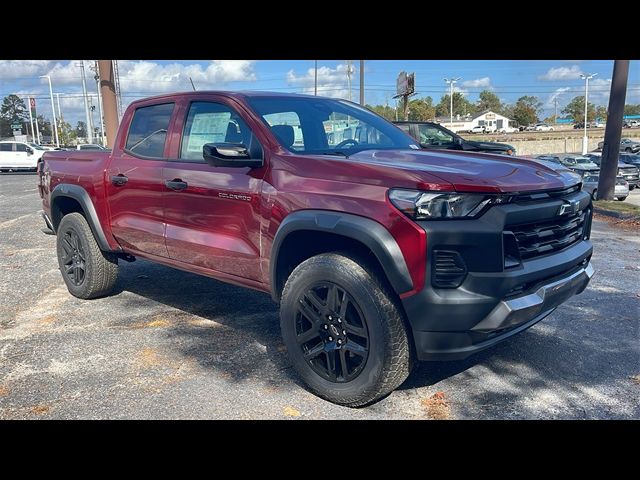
left=0, top=141, right=46, bottom=172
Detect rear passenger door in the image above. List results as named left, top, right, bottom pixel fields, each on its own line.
left=162, top=97, right=266, bottom=281
left=106, top=102, right=176, bottom=257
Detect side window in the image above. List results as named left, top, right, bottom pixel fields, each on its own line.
left=125, top=103, right=174, bottom=158
left=15, top=143, right=28, bottom=152
left=418, top=125, right=454, bottom=145
left=0, top=143, right=12, bottom=152
left=264, top=112, right=304, bottom=150
left=180, top=102, right=252, bottom=162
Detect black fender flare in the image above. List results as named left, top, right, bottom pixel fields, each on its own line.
left=270, top=210, right=413, bottom=300
left=51, top=183, right=119, bottom=252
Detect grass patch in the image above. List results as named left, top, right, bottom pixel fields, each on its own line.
left=593, top=200, right=640, bottom=217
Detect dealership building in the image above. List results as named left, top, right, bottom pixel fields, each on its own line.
left=438, top=110, right=515, bottom=133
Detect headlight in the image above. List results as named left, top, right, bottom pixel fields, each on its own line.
left=388, top=189, right=509, bottom=220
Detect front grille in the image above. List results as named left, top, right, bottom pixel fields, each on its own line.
left=507, top=208, right=589, bottom=260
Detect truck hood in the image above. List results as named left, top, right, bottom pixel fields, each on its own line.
left=347, top=149, right=579, bottom=193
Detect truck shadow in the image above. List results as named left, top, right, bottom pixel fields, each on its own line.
left=115, top=259, right=639, bottom=417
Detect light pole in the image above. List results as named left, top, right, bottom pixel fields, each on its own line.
left=39, top=75, right=59, bottom=147
left=580, top=72, right=597, bottom=154
left=444, top=77, right=461, bottom=127
left=77, top=61, right=93, bottom=143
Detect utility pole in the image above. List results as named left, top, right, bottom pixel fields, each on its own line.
left=27, top=97, right=35, bottom=142
left=78, top=61, right=93, bottom=143
left=554, top=97, right=558, bottom=124
left=346, top=60, right=353, bottom=101
left=55, top=93, right=62, bottom=120
left=444, top=77, right=461, bottom=127
left=98, top=61, right=119, bottom=149
left=359, top=60, right=364, bottom=105
left=580, top=72, right=597, bottom=154
left=92, top=61, right=106, bottom=146
left=597, top=61, right=629, bottom=201
left=314, top=60, right=318, bottom=96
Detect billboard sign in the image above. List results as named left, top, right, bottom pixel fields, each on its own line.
left=395, top=71, right=415, bottom=97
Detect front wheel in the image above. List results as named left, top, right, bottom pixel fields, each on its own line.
left=56, top=212, right=119, bottom=299
left=625, top=148, right=632, bottom=152
left=592, top=189, right=598, bottom=200
left=617, top=196, right=627, bottom=202
left=280, top=253, right=413, bottom=407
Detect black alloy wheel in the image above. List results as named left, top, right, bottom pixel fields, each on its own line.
left=60, top=228, right=87, bottom=286
left=295, top=282, right=369, bottom=383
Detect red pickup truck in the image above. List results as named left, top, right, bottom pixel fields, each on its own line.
left=38, top=91, right=594, bottom=406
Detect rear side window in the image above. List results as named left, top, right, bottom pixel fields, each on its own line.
left=0, top=143, right=12, bottom=152
left=15, top=143, right=27, bottom=152
left=125, top=103, right=174, bottom=158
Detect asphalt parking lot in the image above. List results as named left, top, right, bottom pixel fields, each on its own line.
left=1, top=173, right=638, bottom=419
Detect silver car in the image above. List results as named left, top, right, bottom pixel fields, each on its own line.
left=581, top=174, right=629, bottom=201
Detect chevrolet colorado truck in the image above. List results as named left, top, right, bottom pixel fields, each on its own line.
left=38, top=91, right=594, bottom=407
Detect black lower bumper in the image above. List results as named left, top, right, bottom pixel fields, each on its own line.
left=401, top=191, right=594, bottom=361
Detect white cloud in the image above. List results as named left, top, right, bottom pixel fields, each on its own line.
left=286, top=63, right=355, bottom=99
left=588, top=78, right=613, bottom=105
left=539, top=65, right=584, bottom=81
left=0, top=60, right=53, bottom=80
left=461, top=77, right=492, bottom=88
left=545, top=86, right=571, bottom=108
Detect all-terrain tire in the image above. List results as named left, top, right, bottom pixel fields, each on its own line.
left=56, top=212, right=118, bottom=299
left=280, top=253, right=413, bottom=407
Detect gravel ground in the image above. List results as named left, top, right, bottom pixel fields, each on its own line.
left=1, top=173, right=638, bottom=419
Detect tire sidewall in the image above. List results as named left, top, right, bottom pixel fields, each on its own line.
left=280, top=256, right=390, bottom=400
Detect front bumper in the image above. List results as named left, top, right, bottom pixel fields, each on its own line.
left=401, top=190, right=594, bottom=361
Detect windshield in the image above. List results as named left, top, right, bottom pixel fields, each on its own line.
left=245, top=96, right=418, bottom=155
left=575, top=157, right=593, bottom=164
left=29, top=143, right=45, bottom=150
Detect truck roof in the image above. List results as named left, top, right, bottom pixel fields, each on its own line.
left=127, top=90, right=322, bottom=107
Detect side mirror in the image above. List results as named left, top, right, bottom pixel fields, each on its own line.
left=454, top=137, right=463, bottom=146
left=26, top=147, right=33, bottom=155
left=203, top=143, right=263, bottom=168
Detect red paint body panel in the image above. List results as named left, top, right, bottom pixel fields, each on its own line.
left=40, top=91, right=579, bottom=298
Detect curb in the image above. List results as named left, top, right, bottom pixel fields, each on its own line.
left=593, top=206, right=640, bottom=220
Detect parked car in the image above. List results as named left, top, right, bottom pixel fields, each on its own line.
left=581, top=174, right=629, bottom=201
left=470, top=125, right=486, bottom=134
left=623, top=120, right=639, bottom=128
left=0, top=140, right=46, bottom=172
left=77, top=143, right=107, bottom=151
left=590, top=121, right=605, bottom=128
left=583, top=153, right=639, bottom=189
left=499, top=126, right=518, bottom=133
left=38, top=91, right=594, bottom=407
left=393, top=121, right=516, bottom=155
left=619, top=152, right=640, bottom=167
left=483, top=124, right=497, bottom=134
left=560, top=155, right=600, bottom=175
left=597, top=138, right=640, bottom=153
left=524, top=125, right=537, bottom=131
left=535, top=154, right=562, bottom=164
left=534, top=123, right=554, bottom=132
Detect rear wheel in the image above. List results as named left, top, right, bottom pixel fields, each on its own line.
left=592, top=189, right=598, bottom=200
left=56, top=212, right=118, bottom=299
left=280, top=253, right=413, bottom=407
left=617, top=196, right=627, bottom=202
left=625, top=147, right=632, bottom=152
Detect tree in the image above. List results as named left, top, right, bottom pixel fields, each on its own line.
left=562, top=95, right=596, bottom=124
left=0, top=94, right=28, bottom=137
left=512, top=96, right=542, bottom=126
left=407, top=97, right=436, bottom=121
left=595, top=105, right=608, bottom=122
left=76, top=121, right=87, bottom=138
left=623, top=104, right=640, bottom=116
left=476, top=90, right=502, bottom=114
left=366, top=104, right=396, bottom=121
left=57, top=116, right=76, bottom=146
left=436, top=93, right=476, bottom=118
left=36, top=115, right=52, bottom=138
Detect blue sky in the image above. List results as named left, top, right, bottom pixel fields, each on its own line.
left=0, top=60, right=638, bottom=127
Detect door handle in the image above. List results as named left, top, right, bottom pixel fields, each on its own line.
left=111, top=174, right=128, bottom=186
left=165, top=179, right=188, bottom=191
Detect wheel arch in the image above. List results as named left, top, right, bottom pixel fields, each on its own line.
left=51, top=184, right=117, bottom=252
left=270, top=210, right=413, bottom=302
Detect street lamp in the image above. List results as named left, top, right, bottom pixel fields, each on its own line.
left=580, top=72, right=597, bottom=154
left=39, top=75, right=59, bottom=147
left=444, top=77, right=461, bottom=127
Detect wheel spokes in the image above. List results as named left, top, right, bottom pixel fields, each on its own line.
left=345, top=341, right=367, bottom=358
left=303, top=342, right=324, bottom=360
left=296, top=328, right=320, bottom=345
left=298, top=297, right=323, bottom=324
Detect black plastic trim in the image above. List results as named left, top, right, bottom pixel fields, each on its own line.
left=270, top=210, right=413, bottom=300
left=50, top=184, right=119, bottom=252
